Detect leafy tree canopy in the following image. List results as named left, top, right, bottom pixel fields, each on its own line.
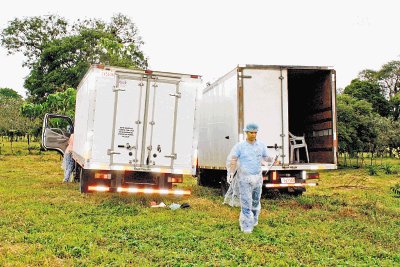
left=358, top=60, right=400, bottom=100
left=1, top=13, right=148, bottom=102
left=337, top=94, right=377, bottom=154
left=0, top=88, right=22, bottom=99
left=344, top=79, right=391, bottom=117
left=0, top=94, right=26, bottom=135
left=377, top=60, right=400, bottom=99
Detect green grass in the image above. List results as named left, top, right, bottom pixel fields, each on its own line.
left=1, top=143, right=400, bottom=266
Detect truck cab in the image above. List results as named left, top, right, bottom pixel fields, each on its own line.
left=41, top=113, right=74, bottom=156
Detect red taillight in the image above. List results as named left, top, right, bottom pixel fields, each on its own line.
left=168, top=177, right=183, bottom=183
left=145, top=70, right=153, bottom=74
left=190, top=75, right=200, bottom=79
left=307, top=172, right=320, bottom=179
left=272, top=171, right=277, bottom=181
left=95, top=171, right=112, bottom=179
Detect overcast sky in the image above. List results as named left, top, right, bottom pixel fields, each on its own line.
left=1, top=0, right=399, bottom=98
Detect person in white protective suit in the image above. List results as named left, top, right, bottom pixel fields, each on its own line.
left=226, top=123, right=271, bottom=233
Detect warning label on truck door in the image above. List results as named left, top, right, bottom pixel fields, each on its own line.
left=118, top=126, right=134, bottom=138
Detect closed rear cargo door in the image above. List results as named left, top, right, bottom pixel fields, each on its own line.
left=110, top=75, right=146, bottom=166
left=110, top=74, right=180, bottom=168
left=242, top=68, right=289, bottom=163
left=144, top=77, right=180, bottom=168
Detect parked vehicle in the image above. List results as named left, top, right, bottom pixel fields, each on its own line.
left=197, top=65, right=338, bottom=195
left=42, top=65, right=202, bottom=194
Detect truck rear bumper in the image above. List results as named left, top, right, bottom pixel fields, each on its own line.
left=87, top=185, right=191, bottom=195
left=264, top=182, right=317, bottom=188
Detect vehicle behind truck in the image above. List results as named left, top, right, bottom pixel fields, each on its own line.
left=197, top=65, right=338, bottom=195
left=42, top=65, right=202, bottom=194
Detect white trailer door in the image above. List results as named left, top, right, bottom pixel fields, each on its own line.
left=110, top=75, right=146, bottom=166
left=144, top=77, right=181, bottom=168
left=242, top=68, right=289, bottom=163
left=110, top=74, right=180, bottom=168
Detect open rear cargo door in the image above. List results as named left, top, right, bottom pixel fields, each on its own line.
left=241, top=68, right=290, bottom=164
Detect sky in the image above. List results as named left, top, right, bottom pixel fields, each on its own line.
left=1, top=0, right=399, bottom=98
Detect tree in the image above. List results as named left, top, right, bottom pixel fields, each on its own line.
left=19, top=88, right=76, bottom=144
left=358, top=69, right=378, bottom=82
left=376, top=60, right=400, bottom=99
left=390, top=91, right=400, bottom=120
left=343, top=79, right=391, bottom=117
left=20, top=102, right=44, bottom=144
left=0, top=93, right=28, bottom=152
left=0, top=88, right=22, bottom=99
left=337, top=94, right=377, bottom=155
left=372, top=116, right=400, bottom=156
left=42, top=88, right=76, bottom=117
left=1, top=13, right=148, bottom=102
left=0, top=15, right=68, bottom=68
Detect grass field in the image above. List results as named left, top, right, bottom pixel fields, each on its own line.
left=0, top=142, right=400, bottom=266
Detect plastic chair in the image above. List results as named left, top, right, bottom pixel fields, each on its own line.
left=289, top=132, right=309, bottom=163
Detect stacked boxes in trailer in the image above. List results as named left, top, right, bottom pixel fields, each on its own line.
left=42, top=65, right=202, bottom=194
left=197, top=65, right=338, bottom=195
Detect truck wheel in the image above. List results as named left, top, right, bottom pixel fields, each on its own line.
left=196, top=171, right=203, bottom=186
left=220, top=176, right=229, bottom=196
left=80, top=168, right=89, bottom=193
left=73, top=164, right=81, bottom=183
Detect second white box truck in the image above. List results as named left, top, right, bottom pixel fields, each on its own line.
left=197, top=65, right=338, bottom=195
left=42, top=65, right=202, bottom=194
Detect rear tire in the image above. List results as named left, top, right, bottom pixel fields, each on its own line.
left=220, top=176, right=229, bottom=196
left=80, top=168, right=89, bottom=193
left=197, top=169, right=225, bottom=188
left=73, top=163, right=81, bottom=183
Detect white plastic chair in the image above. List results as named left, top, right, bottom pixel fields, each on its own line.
left=289, top=132, right=309, bottom=163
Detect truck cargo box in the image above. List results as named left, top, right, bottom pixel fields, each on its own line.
left=42, top=65, right=202, bottom=194
left=197, top=65, right=337, bottom=194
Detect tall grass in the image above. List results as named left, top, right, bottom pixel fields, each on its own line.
left=0, top=144, right=399, bottom=266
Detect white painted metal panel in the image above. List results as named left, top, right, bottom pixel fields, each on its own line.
left=144, top=78, right=178, bottom=167
left=73, top=68, right=97, bottom=161
left=89, top=72, right=116, bottom=165
left=109, top=75, right=145, bottom=165
left=174, top=78, right=200, bottom=172
left=198, top=69, right=238, bottom=168
left=242, top=68, right=289, bottom=163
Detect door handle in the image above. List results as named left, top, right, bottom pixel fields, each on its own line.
left=169, top=93, right=181, bottom=98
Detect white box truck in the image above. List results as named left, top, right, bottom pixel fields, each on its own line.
left=42, top=65, right=202, bottom=194
left=197, top=65, right=337, bottom=195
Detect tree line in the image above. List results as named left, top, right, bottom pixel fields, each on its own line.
left=1, top=14, right=399, bottom=158
left=337, top=62, right=400, bottom=159
left=0, top=13, right=147, bottom=145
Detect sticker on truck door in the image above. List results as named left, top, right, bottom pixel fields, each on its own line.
left=118, top=126, right=134, bottom=138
